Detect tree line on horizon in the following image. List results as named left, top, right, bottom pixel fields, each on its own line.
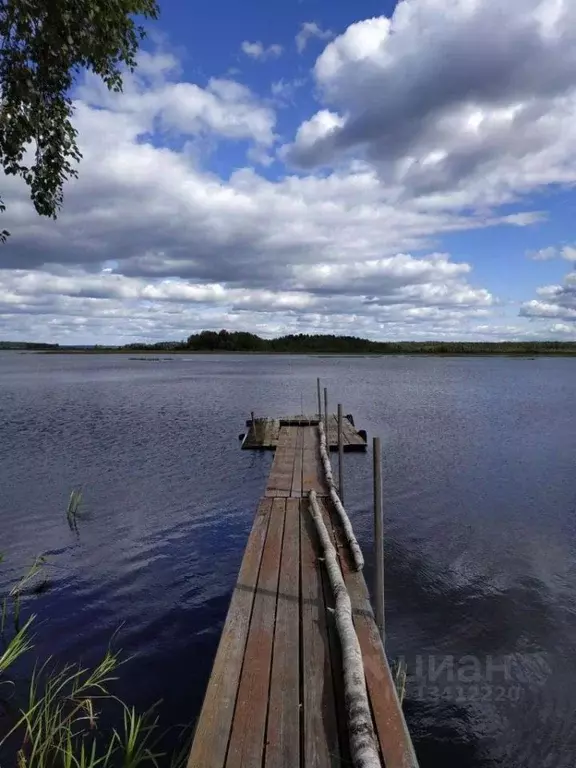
left=3, top=330, right=576, bottom=354
left=127, top=329, right=576, bottom=355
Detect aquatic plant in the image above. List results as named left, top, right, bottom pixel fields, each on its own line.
left=2, top=650, right=163, bottom=767
left=0, top=616, right=34, bottom=675
left=393, top=659, right=407, bottom=706
left=0, top=495, right=188, bottom=767
left=66, top=490, right=85, bottom=534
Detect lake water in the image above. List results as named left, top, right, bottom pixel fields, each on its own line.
left=1, top=352, right=575, bottom=767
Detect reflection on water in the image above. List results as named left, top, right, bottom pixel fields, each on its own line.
left=1, top=352, right=575, bottom=766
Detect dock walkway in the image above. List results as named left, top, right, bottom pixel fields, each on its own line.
left=188, top=419, right=417, bottom=768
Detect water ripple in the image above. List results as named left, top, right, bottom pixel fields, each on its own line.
left=1, top=352, right=576, bottom=766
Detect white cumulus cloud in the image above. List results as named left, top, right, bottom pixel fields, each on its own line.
left=287, top=0, right=576, bottom=213
left=295, top=22, right=333, bottom=54
left=77, top=67, right=277, bottom=148
left=0, top=37, right=569, bottom=345
left=527, top=244, right=576, bottom=260
left=241, top=41, right=283, bottom=60
left=521, top=269, right=576, bottom=333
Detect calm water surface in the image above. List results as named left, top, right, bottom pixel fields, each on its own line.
left=1, top=352, right=575, bottom=766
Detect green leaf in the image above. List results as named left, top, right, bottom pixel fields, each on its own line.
left=0, top=0, right=159, bottom=234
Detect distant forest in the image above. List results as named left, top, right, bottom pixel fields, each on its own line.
left=175, top=331, right=576, bottom=355
left=5, top=330, right=575, bottom=355
left=0, top=341, right=59, bottom=350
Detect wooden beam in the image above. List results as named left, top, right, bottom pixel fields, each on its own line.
left=225, top=499, right=286, bottom=767
left=265, top=428, right=297, bottom=497
left=290, top=426, right=304, bottom=498
left=265, top=498, right=301, bottom=767
left=187, top=499, right=272, bottom=768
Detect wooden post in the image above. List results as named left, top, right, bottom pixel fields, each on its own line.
left=317, top=378, right=321, bottom=420
left=323, top=387, right=329, bottom=448
left=251, top=411, right=255, bottom=424
left=338, top=403, right=344, bottom=503
left=373, top=437, right=385, bottom=642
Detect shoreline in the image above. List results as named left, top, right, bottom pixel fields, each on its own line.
left=25, top=349, right=576, bottom=357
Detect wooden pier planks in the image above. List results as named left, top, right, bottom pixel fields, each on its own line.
left=225, top=498, right=285, bottom=767
left=189, top=417, right=417, bottom=768
left=265, top=425, right=328, bottom=498
left=290, top=426, right=304, bottom=497
left=244, top=415, right=367, bottom=452
left=265, top=427, right=297, bottom=497
left=326, top=413, right=366, bottom=450
left=187, top=498, right=272, bottom=768
left=265, top=498, right=301, bottom=768
left=342, top=416, right=366, bottom=449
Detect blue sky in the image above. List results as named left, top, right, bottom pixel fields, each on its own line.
left=1, top=0, right=576, bottom=343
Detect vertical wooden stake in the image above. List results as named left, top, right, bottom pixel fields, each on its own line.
left=373, top=437, right=385, bottom=642
left=323, top=387, right=329, bottom=449
left=251, top=411, right=255, bottom=424
left=338, top=403, right=344, bottom=503
left=317, top=377, right=322, bottom=420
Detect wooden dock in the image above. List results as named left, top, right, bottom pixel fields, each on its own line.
left=188, top=418, right=417, bottom=768
left=242, top=415, right=367, bottom=452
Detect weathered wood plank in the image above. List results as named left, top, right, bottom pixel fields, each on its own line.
left=259, top=419, right=271, bottom=447
left=263, top=419, right=280, bottom=447
left=290, top=426, right=304, bottom=498
left=265, top=428, right=296, bottom=497
left=328, top=414, right=338, bottom=449
left=322, top=414, right=367, bottom=450
left=225, top=499, right=286, bottom=767
left=265, top=498, right=300, bottom=768
left=280, top=427, right=299, bottom=492
left=331, top=508, right=419, bottom=768
left=188, top=499, right=273, bottom=768
left=339, top=416, right=354, bottom=447
left=302, top=427, right=328, bottom=496
left=300, top=499, right=341, bottom=768
left=321, top=414, right=339, bottom=450
left=342, top=418, right=366, bottom=448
